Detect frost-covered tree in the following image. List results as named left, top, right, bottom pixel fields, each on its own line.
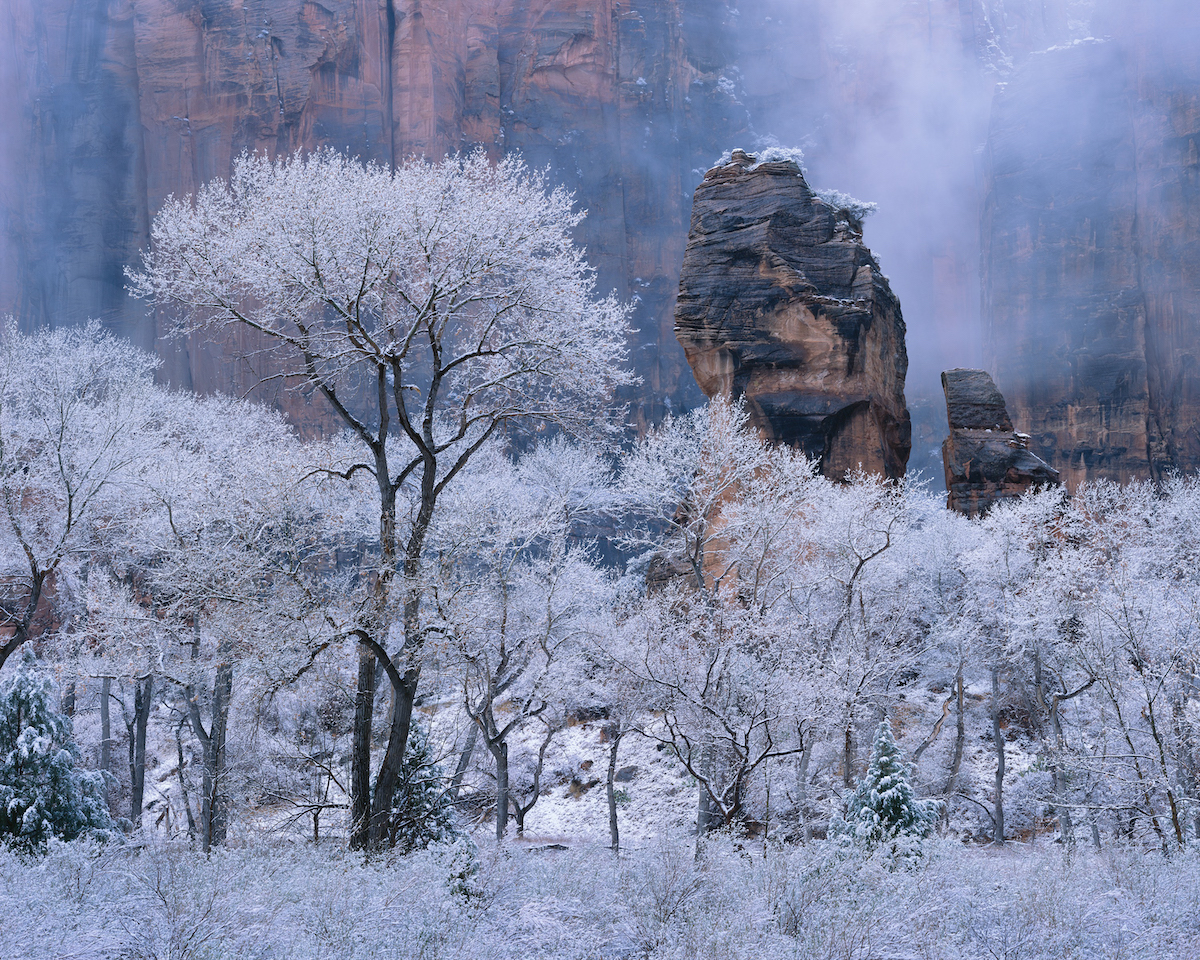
left=386, top=719, right=457, bottom=854
left=0, top=323, right=160, bottom=673
left=431, top=440, right=616, bottom=840
left=833, top=719, right=937, bottom=853
left=0, top=649, right=114, bottom=849
left=129, top=149, right=634, bottom=850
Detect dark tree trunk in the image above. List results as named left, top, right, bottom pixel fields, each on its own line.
left=348, top=648, right=377, bottom=851
left=991, top=666, right=1005, bottom=844
left=127, top=675, right=153, bottom=828
left=491, top=739, right=509, bottom=841
left=367, top=670, right=418, bottom=849
left=60, top=679, right=75, bottom=717
left=513, top=725, right=554, bottom=836
left=186, top=660, right=234, bottom=853
left=449, top=723, right=478, bottom=802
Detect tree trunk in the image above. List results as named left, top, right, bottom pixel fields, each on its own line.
left=207, top=661, right=234, bottom=848
left=991, top=666, right=1005, bottom=844
left=175, top=720, right=197, bottom=840
left=348, top=648, right=378, bottom=851
left=1050, top=698, right=1073, bottom=844
left=796, top=740, right=813, bottom=843
left=945, top=666, right=966, bottom=795
left=449, top=723, right=478, bottom=802
left=367, top=670, right=418, bottom=849
left=843, top=720, right=856, bottom=789
left=60, top=679, right=75, bottom=717
left=695, top=743, right=715, bottom=853
left=187, top=661, right=234, bottom=854
left=492, top=739, right=509, bottom=840
left=99, top=677, right=112, bottom=810
left=127, top=675, right=152, bottom=828
left=606, top=728, right=623, bottom=853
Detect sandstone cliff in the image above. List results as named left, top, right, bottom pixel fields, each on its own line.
left=983, top=12, right=1200, bottom=489
left=0, top=0, right=750, bottom=424
left=940, top=368, right=1060, bottom=516
left=676, top=151, right=910, bottom=480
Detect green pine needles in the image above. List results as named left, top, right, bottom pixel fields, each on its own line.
left=0, top=650, right=115, bottom=851
left=833, top=719, right=939, bottom=855
left=385, top=719, right=458, bottom=854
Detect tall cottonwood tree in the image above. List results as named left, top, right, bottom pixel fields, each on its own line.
left=129, top=150, right=633, bottom=849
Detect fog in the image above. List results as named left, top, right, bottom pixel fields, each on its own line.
left=1, top=0, right=1198, bottom=481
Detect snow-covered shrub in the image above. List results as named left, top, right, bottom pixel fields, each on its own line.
left=813, top=188, right=878, bottom=226
left=831, top=719, right=938, bottom=857
left=714, top=139, right=806, bottom=171
left=0, top=650, right=115, bottom=850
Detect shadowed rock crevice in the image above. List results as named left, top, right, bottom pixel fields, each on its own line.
left=676, top=150, right=910, bottom=481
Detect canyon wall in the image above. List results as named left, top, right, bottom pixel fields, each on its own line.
left=676, top=152, right=910, bottom=480
left=0, top=0, right=751, bottom=426
left=983, top=2, right=1200, bottom=488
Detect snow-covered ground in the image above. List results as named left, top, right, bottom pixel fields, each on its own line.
left=5, top=834, right=1199, bottom=960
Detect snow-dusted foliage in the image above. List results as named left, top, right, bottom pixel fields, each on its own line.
left=4, top=837, right=1200, bottom=959
left=129, top=149, right=635, bottom=851
left=813, top=188, right=879, bottom=224
left=0, top=650, right=113, bottom=849
left=714, top=138, right=807, bottom=171
left=832, top=719, right=938, bottom=853
left=0, top=322, right=162, bottom=672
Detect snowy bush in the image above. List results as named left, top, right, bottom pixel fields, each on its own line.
left=831, top=719, right=939, bottom=857
left=714, top=139, right=806, bottom=171
left=813, top=188, right=879, bottom=225
left=0, top=650, right=115, bottom=850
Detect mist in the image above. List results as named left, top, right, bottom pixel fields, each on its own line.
left=1, top=0, right=1198, bottom=483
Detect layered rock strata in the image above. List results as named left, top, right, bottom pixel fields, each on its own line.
left=982, top=22, right=1200, bottom=489
left=941, top=368, right=1060, bottom=517
left=0, top=0, right=751, bottom=424
left=676, top=150, right=910, bottom=480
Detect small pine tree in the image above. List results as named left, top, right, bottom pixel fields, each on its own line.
left=832, top=719, right=938, bottom=853
left=0, top=650, right=115, bottom=850
left=386, top=719, right=457, bottom=853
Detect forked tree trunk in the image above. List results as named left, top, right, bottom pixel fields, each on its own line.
left=187, top=660, right=234, bottom=853
left=367, top=671, right=418, bottom=849
left=491, top=739, right=510, bottom=840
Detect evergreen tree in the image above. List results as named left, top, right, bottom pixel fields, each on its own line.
left=833, top=718, right=938, bottom=852
left=0, top=650, right=115, bottom=850
left=385, top=719, right=457, bottom=853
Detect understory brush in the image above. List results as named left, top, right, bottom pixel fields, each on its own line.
left=2, top=836, right=1199, bottom=959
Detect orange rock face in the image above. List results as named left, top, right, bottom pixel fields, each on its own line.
left=983, top=5, right=1200, bottom=489
left=0, top=0, right=750, bottom=423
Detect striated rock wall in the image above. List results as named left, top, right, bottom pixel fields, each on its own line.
left=983, top=11, right=1200, bottom=489
left=676, top=151, right=910, bottom=480
left=940, top=368, right=1059, bottom=516
left=0, top=0, right=750, bottom=424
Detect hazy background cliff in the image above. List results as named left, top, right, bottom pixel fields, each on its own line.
left=2, top=0, right=1198, bottom=486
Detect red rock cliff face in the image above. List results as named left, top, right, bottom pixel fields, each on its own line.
left=0, top=0, right=749, bottom=425
left=983, top=7, right=1200, bottom=489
